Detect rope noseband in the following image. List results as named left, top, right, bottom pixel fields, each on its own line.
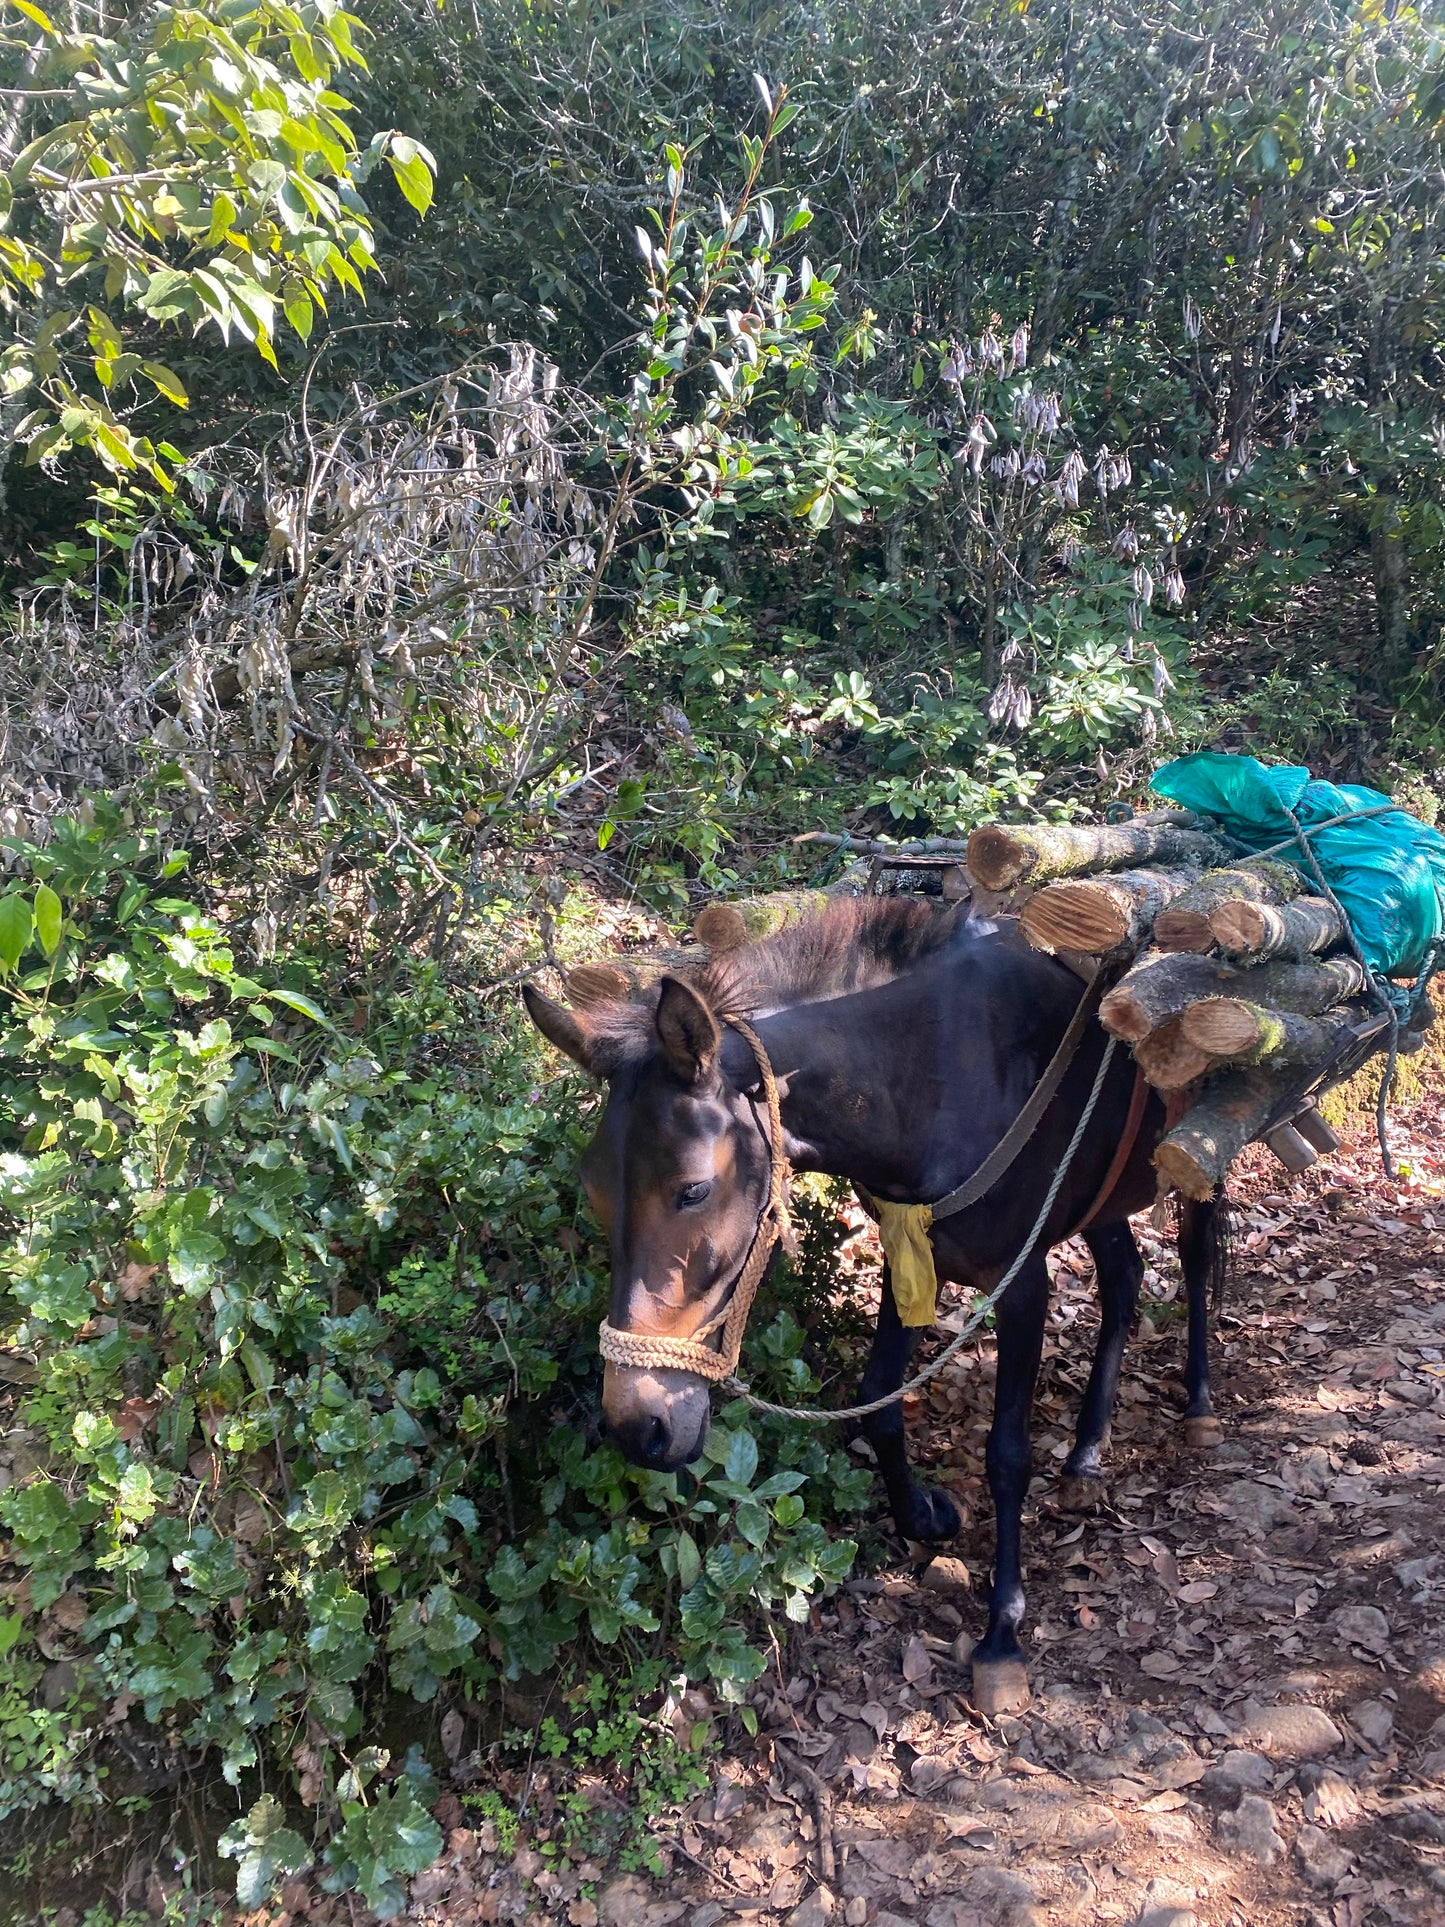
left=597, top=1017, right=794, bottom=1383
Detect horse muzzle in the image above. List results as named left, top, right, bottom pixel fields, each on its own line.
left=603, top=1362, right=711, bottom=1470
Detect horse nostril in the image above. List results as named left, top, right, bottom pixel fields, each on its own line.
left=642, top=1414, right=671, bottom=1467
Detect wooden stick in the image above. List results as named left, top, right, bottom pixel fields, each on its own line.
left=1153, top=1065, right=1304, bottom=1200
left=1133, top=1019, right=1218, bottom=1092
left=965, top=817, right=1220, bottom=892
left=1100, top=950, right=1367, bottom=1045
left=1152, top=860, right=1306, bottom=953
left=1019, top=867, right=1206, bottom=956
left=1209, top=895, right=1345, bottom=962
left=1180, top=998, right=1369, bottom=1065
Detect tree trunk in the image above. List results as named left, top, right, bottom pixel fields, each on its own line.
left=1151, top=859, right=1305, bottom=952
left=965, top=815, right=1217, bottom=891
left=1180, top=999, right=1371, bottom=1065
left=1209, top=895, right=1345, bottom=962
left=1019, top=867, right=1208, bottom=957
left=1154, top=1064, right=1302, bottom=1200
left=1101, top=950, right=1366, bottom=1044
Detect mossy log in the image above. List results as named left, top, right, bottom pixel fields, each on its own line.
left=1019, top=867, right=1205, bottom=957
left=693, top=889, right=833, bottom=952
left=1132, top=1019, right=1217, bottom=1093
left=1100, top=950, right=1367, bottom=1045
left=965, top=816, right=1221, bottom=892
left=1100, top=951, right=1241, bottom=1042
left=1153, top=1065, right=1305, bottom=1200
left=1180, top=997, right=1371, bottom=1064
left=1209, top=894, right=1345, bottom=962
left=1151, top=860, right=1306, bottom=954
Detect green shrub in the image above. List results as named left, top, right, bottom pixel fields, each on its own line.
left=0, top=808, right=867, bottom=1910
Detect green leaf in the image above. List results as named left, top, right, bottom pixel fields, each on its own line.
left=141, top=361, right=189, bottom=407
left=33, top=883, right=61, bottom=957
left=269, top=987, right=333, bottom=1027
left=387, top=136, right=436, bottom=217
left=723, top=1427, right=758, bottom=1490
left=0, top=893, right=33, bottom=972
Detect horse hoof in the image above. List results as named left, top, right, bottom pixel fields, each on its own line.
left=969, top=1658, right=1032, bottom=1719
left=1057, top=1473, right=1106, bottom=1512
left=901, top=1484, right=965, bottom=1543
left=1184, top=1415, right=1224, bottom=1450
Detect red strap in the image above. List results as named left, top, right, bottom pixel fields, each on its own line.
left=1073, top=1062, right=1151, bottom=1232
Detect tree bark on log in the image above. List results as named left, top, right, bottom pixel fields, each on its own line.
left=1019, top=867, right=1206, bottom=957
left=1151, top=859, right=1306, bottom=953
left=965, top=816, right=1219, bottom=891
left=1100, top=951, right=1241, bottom=1042
left=1209, top=895, right=1345, bottom=962
left=1133, top=1019, right=1217, bottom=1092
left=1153, top=1065, right=1304, bottom=1200
left=1100, top=950, right=1367, bottom=1044
left=1180, top=998, right=1371, bottom=1065
left=693, top=889, right=834, bottom=952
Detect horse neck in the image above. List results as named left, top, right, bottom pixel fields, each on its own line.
left=747, top=963, right=970, bottom=1200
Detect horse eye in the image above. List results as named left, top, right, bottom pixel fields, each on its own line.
left=677, top=1181, right=711, bottom=1209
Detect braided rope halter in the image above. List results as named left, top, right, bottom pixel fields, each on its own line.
left=596, top=1018, right=793, bottom=1383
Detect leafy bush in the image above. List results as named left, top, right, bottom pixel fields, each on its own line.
left=0, top=808, right=867, bottom=1907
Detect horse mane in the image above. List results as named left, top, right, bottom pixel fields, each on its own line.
left=575, top=894, right=964, bottom=1070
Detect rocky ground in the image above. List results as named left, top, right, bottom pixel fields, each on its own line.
left=396, top=1080, right=1445, bottom=1927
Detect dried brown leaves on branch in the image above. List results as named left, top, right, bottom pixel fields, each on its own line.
left=1, top=343, right=619, bottom=835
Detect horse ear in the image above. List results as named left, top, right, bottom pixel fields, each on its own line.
left=522, top=982, right=598, bottom=1073
left=655, top=975, right=721, bottom=1085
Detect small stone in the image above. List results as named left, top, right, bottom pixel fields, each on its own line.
left=1222, top=1480, right=1296, bottom=1532
left=599, top=1875, right=653, bottom=1926
left=1398, top=1554, right=1439, bottom=1590
left=1136, top=1912, right=1199, bottom=1927
left=1301, top=1769, right=1362, bottom=1829
left=784, top=1887, right=836, bottom=1927
left=1330, top=1603, right=1390, bottom=1654
left=926, top=1868, right=1041, bottom=1927
left=690, top=1909, right=725, bottom=1927
left=1217, top=1793, right=1285, bottom=1866
left=1348, top=1698, right=1394, bottom=1746
left=1294, top=1823, right=1355, bottom=1890
left=844, top=1902, right=868, bottom=1927
left=1237, top=1702, right=1342, bottom=1762
left=1202, top=1749, right=1274, bottom=1793
left=922, top=1555, right=973, bottom=1594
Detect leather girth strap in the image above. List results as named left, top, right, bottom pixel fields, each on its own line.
left=1072, top=1060, right=1151, bottom=1233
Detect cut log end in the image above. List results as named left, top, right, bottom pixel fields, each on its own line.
left=964, top=825, right=1031, bottom=891
left=1151, top=908, right=1216, bottom=953
left=1133, top=1020, right=1217, bottom=1093
left=692, top=903, right=749, bottom=951
left=565, top=962, right=637, bottom=1007
left=1179, top=996, right=1267, bottom=1057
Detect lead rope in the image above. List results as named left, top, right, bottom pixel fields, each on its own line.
left=723, top=1035, right=1120, bottom=1423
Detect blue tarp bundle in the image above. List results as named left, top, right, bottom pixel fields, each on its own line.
left=1150, top=753, right=1445, bottom=981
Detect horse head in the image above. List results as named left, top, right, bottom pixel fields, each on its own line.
left=522, top=974, right=775, bottom=1470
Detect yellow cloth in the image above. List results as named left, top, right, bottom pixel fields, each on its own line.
left=872, top=1199, right=938, bottom=1327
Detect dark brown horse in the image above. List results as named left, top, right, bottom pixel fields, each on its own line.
left=523, top=895, right=1225, bottom=1713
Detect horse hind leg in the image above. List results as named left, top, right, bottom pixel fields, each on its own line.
left=858, top=1266, right=964, bottom=1543
left=1057, top=1222, right=1142, bottom=1510
left=1178, top=1188, right=1228, bottom=1449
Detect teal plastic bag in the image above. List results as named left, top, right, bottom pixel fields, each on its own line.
left=1150, top=752, right=1445, bottom=979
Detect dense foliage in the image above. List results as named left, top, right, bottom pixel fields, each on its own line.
left=1, top=0, right=1443, bottom=1912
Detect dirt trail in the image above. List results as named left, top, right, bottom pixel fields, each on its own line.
left=407, top=1090, right=1445, bottom=1927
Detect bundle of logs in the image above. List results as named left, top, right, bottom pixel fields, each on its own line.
left=676, top=810, right=1403, bottom=1201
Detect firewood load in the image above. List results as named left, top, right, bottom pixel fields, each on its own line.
left=962, top=822, right=1402, bottom=1198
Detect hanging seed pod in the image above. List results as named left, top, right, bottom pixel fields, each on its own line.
left=1164, top=566, right=1186, bottom=607
left=1134, top=563, right=1155, bottom=605
left=1009, top=323, right=1030, bottom=370
left=1113, top=525, right=1140, bottom=560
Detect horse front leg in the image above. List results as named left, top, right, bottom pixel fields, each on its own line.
left=1057, top=1221, right=1143, bottom=1510
left=859, top=1264, right=963, bottom=1543
left=1179, top=1189, right=1226, bottom=1448
left=972, top=1251, right=1050, bottom=1718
